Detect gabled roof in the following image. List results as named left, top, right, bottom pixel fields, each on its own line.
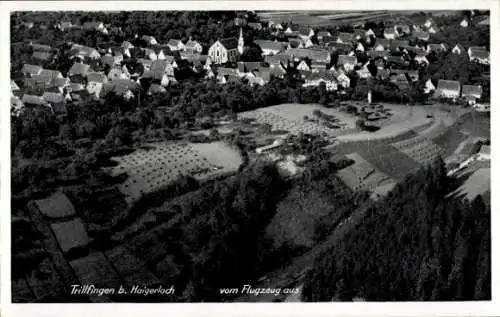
left=37, top=69, right=63, bottom=83
left=254, top=40, right=286, bottom=52
left=287, top=38, right=304, bottom=48
left=427, top=43, right=447, bottom=51
left=316, top=31, right=332, bottom=38
left=264, top=54, right=290, bottom=65
left=101, top=55, right=117, bottom=67
left=185, top=39, right=202, bottom=48
left=218, top=38, right=239, bottom=50
left=11, top=80, right=20, bottom=91
left=216, top=67, right=239, bottom=77
left=390, top=40, right=410, bottom=49
left=374, top=38, right=390, bottom=48
left=103, top=79, right=139, bottom=95
left=52, top=77, right=70, bottom=87
left=353, top=29, right=366, bottom=38
left=413, top=31, right=430, bottom=40
left=142, top=35, right=157, bottom=42
left=248, top=22, right=262, bottom=29
left=337, top=55, right=357, bottom=65
left=82, top=21, right=103, bottom=30
left=167, top=39, right=183, bottom=47
left=337, top=32, right=354, bottom=43
left=22, top=64, right=42, bottom=74
left=68, top=62, right=90, bottom=76
left=305, top=70, right=338, bottom=82
left=31, top=43, right=52, bottom=52
left=32, top=51, right=52, bottom=61
left=469, top=46, right=489, bottom=59
left=148, top=83, right=167, bottom=94
left=436, top=79, right=461, bottom=92
left=22, top=94, right=47, bottom=105
left=284, top=48, right=330, bottom=62
left=137, top=58, right=153, bottom=66
left=42, top=91, right=65, bottom=104
left=367, top=50, right=389, bottom=58
left=384, top=26, right=397, bottom=34
left=461, top=85, right=482, bottom=96
left=87, top=72, right=108, bottom=83
left=151, top=60, right=170, bottom=72
left=142, top=70, right=167, bottom=80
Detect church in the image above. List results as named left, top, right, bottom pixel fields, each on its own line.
left=208, top=28, right=244, bottom=64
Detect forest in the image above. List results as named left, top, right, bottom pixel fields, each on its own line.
left=302, top=158, right=490, bottom=301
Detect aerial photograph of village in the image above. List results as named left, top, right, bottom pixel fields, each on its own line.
left=10, top=9, right=490, bottom=303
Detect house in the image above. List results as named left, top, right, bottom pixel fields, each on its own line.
left=121, top=41, right=135, bottom=50
left=254, top=40, right=286, bottom=56
left=264, top=54, right=290, bottom=69
left=142, top=48, right=158, bottom=61
left=389, top=72, right=410, bottom=90
left=42, top=91, right=65, bottom=105
left=184, top=37, right=203, bottom=54
left=208, top=38, right=239, bottom=64
left=424, top=18, right=434, bottom=28
left=337, top=55, right=357, bottom=72
left=427, top=43, right=448, bottom=53
left=142, top=69, right=171, bottom=87
left=413, top=31, right=430, bottom=41
left=395, top=24, right=411, bottom=35
left=70, top=44, right=101, bottom=60
left=383, top=27, right=398, bottom=40
left=427, top=25, right=439, bottom=34
left=406, top=70, right=419, bottom=82
left=468, top=46, right=489, bottom=65
left=336, top=32, right=354, bottom=44
left=248, top=22, right=262, bottom=30
left=11, top=96, right=24, bottom=116
left=137, top=58, right=153, bottom=71
left=385, top=56, right=406, bottom=68
left=101, top=79, right=138, bottom=100
left=311, top=61, right=329, bottom=72
left=237, top=61, right=264, bottom=75
left=22, top=64, right=43, bottom=77
left=461, top=85, right=482, bottom=104
left=423, top=78, right=436, bottom=94
left=142, top=35, right=158, bottom=45
left=22, top=94, right=48, bottom=106
left=285, top=25, right=300, bottom=37
left=373, top=38, right=390, bottom=51
left=101, top=54, right=122, bottom=67
left=353, top=29, right=366, bottom=40
left=82, top=21, right=106, bottom=32
left=107, top=67, right=130, bottom=81
left=256, top=139, right=284, bottom=155
left=109, top=46, right=130, bottom=59
left=167, top=39, right=185, bottom=51
left=57, top=21, right=74, bottom=31
left=284, top=48, right=331, bottom=63
left=11, top=80, right=20, bottom=95
left=414, top=51, right=429, bottom=65
left=215, top=67, right=240, bottom=84
left=367, top=50, right=389, bottom=59
left=478, top=16, right=490, bottom=26
left=147, top=83, right=167, bottom=95
left=330, top=69, right=350, bottom=88
left=303, top=71, right=338, bottom=91
left=460, top=18, right=469, bottom=28
left=287, top=37, right=305, bottom=49
left=248, top=69, right=272, bottom=86
left=298, top=27, right=315, bottom=40
left=356, top=42, right=365, bottom=52
left=86, top=72, right=107, bottom=97
left=316, top=31, right=332, bottom=40
left=390, top=40, right=410, bottom=51
left=150, top=59, right=176, bottom=77
left=68, top=62, right=91, bottom=77
left=32, top=51, right=52, bottom=62
left=434, top=79, right=461, bottom=100
left=356, top=63, right=372, bottom=79
left=291, top=59, right=308, bottom=71
left=36, top=69, right=63, bottom=85
left=451, top=44, right=467, bottom=55
left=31, top=43, right=52, bottom=52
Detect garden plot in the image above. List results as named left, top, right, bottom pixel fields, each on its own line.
left=392, top=135, right=444, bottom=166
left=33, top=191, right=76, bottom=219
left=50, top=218, right=90, bottom=254
left=69, top=252, right=122, bottom=303
left=336, top=153, right=395, bottom=193
left=108, top=141, right=242, bottom=202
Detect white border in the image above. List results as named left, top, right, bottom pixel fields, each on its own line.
left=1, top=1, right=498, bottom=317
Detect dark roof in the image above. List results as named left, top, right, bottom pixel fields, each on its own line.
left=374, top=38, right=390, bottom=48
left=22, top=94, right=47, bottom=105
left=469, top=46, right=489, bottom=59
left=436, top=79, right=460, bottom=92
left=461, top=85, right=482, bottom=97
left=87, top=72, right=108, bottom=83
left=337, top=55, right=357, bottom=66
left=337, top=32, right=354, bottom=43
left=22, top=64, right=42, bottom=74
left=284, top=48, right=330, bottom=62
left=31, top=43, right=52, bottom=52
left=218, top=38, right=239, bottom=50
left=305, top=70, right=337, bottom=82
left=68, top=62, right=90, bottom=76
left=254, top=40, right=286, bottom=52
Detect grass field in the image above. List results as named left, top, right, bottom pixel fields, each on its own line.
left=107, top=141, right=242, bottom=202
left=392, top=135, right=444, bottom=166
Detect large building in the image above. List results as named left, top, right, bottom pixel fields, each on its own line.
left=208, top=30, right=243, bottom=64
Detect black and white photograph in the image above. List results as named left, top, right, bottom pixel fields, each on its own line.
left=4, top=1, right=496, bottom=313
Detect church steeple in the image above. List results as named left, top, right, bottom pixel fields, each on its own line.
left=238, top=27, right=244, bottom=54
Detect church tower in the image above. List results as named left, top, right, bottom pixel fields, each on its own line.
left=238, top=27, right=244, bottom=55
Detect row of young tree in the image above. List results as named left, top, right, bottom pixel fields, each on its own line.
left=302, top=158, right=490, bottom=301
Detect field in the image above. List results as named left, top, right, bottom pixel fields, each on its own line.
left=107, top=141, right=243, bottom=202
left=392, top=135, right=444, bottom=166
left=239, top=103, right=357, bottom=137
left=336, top=153, right=395, bottom=192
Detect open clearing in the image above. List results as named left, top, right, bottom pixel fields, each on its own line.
left=107, top=141, right=242, bottom=202
left=450, top=167, right=490, bottom=201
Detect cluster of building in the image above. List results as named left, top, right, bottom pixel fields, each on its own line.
left=11, top=14, right=490, bottom=116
